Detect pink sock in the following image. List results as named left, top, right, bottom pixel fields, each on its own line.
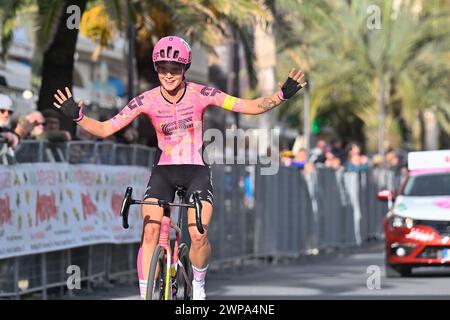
left=137, top=247, right=147, bottom=300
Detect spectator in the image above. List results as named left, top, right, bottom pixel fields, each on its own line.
left=26, top=111, right=46, bottom=139
left=331, top=139, right=346, bottom=164
left=309, top=139, right=327, bottom=164
left=291, top=148, right=308, bottom=169
left=0, top=94, right=45, bottom=150
left=371, top=154, right=384, bottom=169
left=39, top=109, right=72, bottom=142
left=324, top=147, right=343, bottom=170
left=42, top=109, right=62, bottom=131
left=385, top=148, right=402, bottom=171
left=280, top=149, right=294, bottom=167
left=0, top=94, right=20, bottom=149
left=291, top=148, right=315, bottom=173
left=17, top=110, right=70, bottom=143
left=243, top=174, right=254, bottom=209
left=385, top=148, right=408, bottom=179
left=0, top=94, right=14, bottom=129
left=344, top=141, right=369, bottom=171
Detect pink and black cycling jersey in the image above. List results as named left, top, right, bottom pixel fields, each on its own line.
left=108, top=82, right=244, bottom=166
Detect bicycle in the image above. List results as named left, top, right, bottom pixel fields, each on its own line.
left=120, top=185, right=204, bottom=300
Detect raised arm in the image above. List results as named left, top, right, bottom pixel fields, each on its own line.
left=75, top=116, right=117, bottom=138
left=225, top=68, right=307, bottom=115
left=53, top=87, right=130, bottom=139
left=237, top=93, right=283, bottom=115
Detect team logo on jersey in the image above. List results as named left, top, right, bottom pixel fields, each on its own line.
left=160, top=116, right=193, bottom=135
left=200, top=86, right=221, bottom=97
left=127, top=94, right=145, bottom=110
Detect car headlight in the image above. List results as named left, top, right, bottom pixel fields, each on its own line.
left=391, top=215, right=415, bottom=229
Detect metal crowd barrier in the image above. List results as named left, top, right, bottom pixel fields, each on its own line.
left=11, top=140, right=155, bottom=167
left=0, top=140, right=400, bottom=299
left=210, top=165, right=393, bottom=265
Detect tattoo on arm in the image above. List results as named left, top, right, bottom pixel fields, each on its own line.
left=257, top=98, right=277, bottom=112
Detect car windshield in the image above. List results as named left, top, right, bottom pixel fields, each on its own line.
left=403, top=173, right=450, bottom=196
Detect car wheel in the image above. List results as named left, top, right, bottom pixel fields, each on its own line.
left=398, top=265, right=412, bottom=277
left=385, top=261, right=412, bottom=278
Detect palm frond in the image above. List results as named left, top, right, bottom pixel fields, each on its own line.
left=0, top=0, right=26, bottom=61
left=35, top=0, right=63, bottom=51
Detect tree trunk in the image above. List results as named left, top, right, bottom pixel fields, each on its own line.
left=418, top=110, right=425, bottom=150
left=423, top=110, right=439, bottom=150
left=37, top=0, right=87, bottom=136
left=134, top=30, right=159, bottom=147
left=378, top=76, right=385, bottom=157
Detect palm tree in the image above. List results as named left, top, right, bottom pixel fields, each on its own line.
left=80, top=0, right=272, bottom=89
left=0, top=0, right=30, bottom=61
left=1, top=0, right=272, bottom=139
left=1, top=0, right=88, bottom=135
left=274, top=0, right=450, bottom=151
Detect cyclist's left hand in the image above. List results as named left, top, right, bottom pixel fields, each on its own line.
left=277, top=68, right=308, bottom=101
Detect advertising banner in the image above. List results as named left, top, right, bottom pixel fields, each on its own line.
left=0, top=163, right=149, bottom=259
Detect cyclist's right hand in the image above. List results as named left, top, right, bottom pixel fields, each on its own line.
left=53, top=87, right=85, bottom=122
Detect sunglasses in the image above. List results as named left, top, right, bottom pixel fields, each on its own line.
left=0, top=109, right=13, bottom=115
left=156, top=64, right=184, bottom=76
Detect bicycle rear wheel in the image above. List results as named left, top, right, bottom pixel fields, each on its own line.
left=176, top=243, right=193, bottom=300
left=146, top=244, right=167, bottom=300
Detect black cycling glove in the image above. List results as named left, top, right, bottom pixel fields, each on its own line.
left=60, top=97, right=84, bottom=122
left=278, top=77, right=307, bottom=101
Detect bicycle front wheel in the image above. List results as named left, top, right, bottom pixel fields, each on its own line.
left=146, top=244, right=167, bottom=300
left=176, top=243, right=193, bottom=300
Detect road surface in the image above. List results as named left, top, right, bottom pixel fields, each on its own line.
left=57, top=243, right=450, bottom=300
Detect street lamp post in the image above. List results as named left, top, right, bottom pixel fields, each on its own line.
left=126, top=8, right=138, bottom=130
left=378, top=76, right=385, bottom=160
left=127, top=15, right=136, bottom=102
left=232, top=28, right=240, bottom=128
left=303, top=78, right=310, bottom=155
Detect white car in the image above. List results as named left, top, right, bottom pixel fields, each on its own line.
left=378, top=150, right=450, bottom=277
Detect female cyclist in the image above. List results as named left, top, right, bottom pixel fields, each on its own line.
left=53, top=36, right=307, bottom=300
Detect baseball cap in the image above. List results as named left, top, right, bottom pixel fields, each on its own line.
left=0, top=94, right=13, bottom=112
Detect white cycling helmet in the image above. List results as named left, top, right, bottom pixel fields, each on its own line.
left=0, top=94, right=13, bottom=112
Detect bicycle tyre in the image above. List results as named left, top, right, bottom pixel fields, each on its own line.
left=146, top=244, right=167, bottom=300
left=176, top=243, right=193, bottom=300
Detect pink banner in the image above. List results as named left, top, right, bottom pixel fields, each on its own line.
left=0, top=163, right=149, bottom=259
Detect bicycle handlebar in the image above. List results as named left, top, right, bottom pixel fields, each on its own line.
left=119, top=186, right=204, bottom=234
